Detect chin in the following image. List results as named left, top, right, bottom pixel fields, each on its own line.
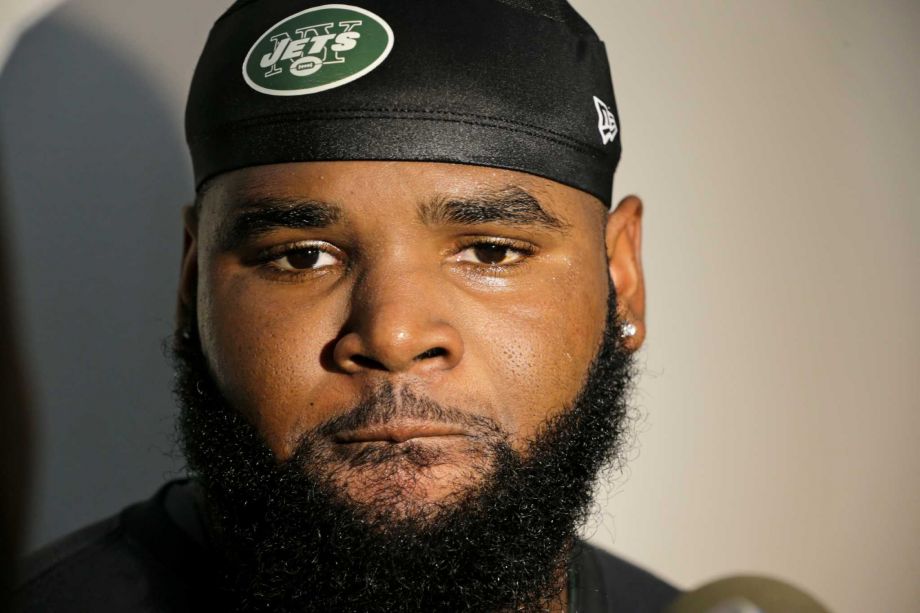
left=322, top=442, right=495, bottom=521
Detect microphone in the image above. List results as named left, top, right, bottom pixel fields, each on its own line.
left=666, top=575, right=831, bottom=613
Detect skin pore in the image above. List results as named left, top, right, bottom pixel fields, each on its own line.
left=176, top=161, right=646, bottom=612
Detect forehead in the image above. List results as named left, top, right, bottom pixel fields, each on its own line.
left=200, top=161, right=607, bottom=226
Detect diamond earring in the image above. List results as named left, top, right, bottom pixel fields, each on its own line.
left=620, top=322, right=637, bottom=338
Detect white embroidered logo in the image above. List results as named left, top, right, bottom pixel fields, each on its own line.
left=593, top=96, right=618, bottom=145
left=243, top=5, right=394, bottom=96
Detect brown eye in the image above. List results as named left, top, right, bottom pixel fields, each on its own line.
left=285, top=249, right=320, bottom=269
left=473, top=244, right=510, bottom=264
left=272, top=247, right=338, bottom=271
left=456, top=241, right=527, bottom=266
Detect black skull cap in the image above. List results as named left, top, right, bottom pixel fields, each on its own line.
left=186, top=0, right=622, bottom=205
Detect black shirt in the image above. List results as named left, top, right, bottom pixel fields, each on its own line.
left=15, top=480, right=679, bottom=612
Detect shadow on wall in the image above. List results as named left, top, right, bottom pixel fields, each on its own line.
left=0, top=153, right=32, bottom=612
left=0, top=7, right=192, bottom=550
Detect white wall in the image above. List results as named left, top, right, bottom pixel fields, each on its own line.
left=2, top=2, right=917, bottom=612
left=576, top=2, right=920, bottom=612
left=0, top=0, right=65, bottom=68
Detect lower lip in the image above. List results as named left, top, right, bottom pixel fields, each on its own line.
left=329, top=435, right=472, bottom=464
left=333, top=424, right=469, bottom=444
left=336, top=433, right=468, bottom=445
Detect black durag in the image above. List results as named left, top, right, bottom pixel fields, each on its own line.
left=186, top=0, right=622, bottom=206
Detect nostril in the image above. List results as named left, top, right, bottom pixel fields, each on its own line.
left=351, top=354, right=387, bottom=370
left=415, top=347, right=447, bottom=361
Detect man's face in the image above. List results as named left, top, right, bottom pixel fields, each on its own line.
left=186, top=161, right=618, bottom=509
left=176, top=160, right=645, bottom=610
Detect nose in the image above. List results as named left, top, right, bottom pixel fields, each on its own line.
left=332, top=270, right=464, bottom=375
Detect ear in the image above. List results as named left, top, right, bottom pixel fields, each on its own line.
left=176, top=204, right=199, bottom=331
left=605, top=195, right=646, bottom=351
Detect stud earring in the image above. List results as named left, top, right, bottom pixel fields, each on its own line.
left=620, top=322, right=637, bottom=338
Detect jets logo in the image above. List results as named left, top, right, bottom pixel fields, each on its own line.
left=243, top=5, right=394, bottom=96
left=593, top=96, right=618, bottom=145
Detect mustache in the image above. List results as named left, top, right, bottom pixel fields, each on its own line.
left=315, top=383, right=505, bottom=440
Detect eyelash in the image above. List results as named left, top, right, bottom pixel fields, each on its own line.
left=453, top=237, right=536, bottom=270
left=254, top=237, right=537, bottom=279
left=255, top=241, right=340, bottom=277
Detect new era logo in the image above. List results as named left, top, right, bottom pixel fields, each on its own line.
left=593, top=96, right=618, bottom=145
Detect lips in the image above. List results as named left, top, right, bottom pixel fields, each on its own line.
left=333, top=420, right=469, bottom=444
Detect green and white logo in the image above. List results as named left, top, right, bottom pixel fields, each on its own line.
left=243, top=4, right=394, bottom=96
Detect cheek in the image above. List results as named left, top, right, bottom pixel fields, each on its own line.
left=194, top=235, right=610, bottom=454
left=197, top=267, right=347, bottom=453
left=464, top=266, right=608, bottom=442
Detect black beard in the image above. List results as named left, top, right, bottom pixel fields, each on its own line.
left=173, top=287, right=635, bottom=613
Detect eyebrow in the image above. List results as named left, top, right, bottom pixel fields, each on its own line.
left=219, top=196, right=342, bottom=249
left=417, top=186, right=568, bottom=233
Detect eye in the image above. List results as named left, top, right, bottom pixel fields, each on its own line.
left=269, top=246, right=339, bottom=272
left=456, top=242, right=527, bottom=266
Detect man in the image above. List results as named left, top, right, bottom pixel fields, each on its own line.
left=15, top=1, right=677, bottom=611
